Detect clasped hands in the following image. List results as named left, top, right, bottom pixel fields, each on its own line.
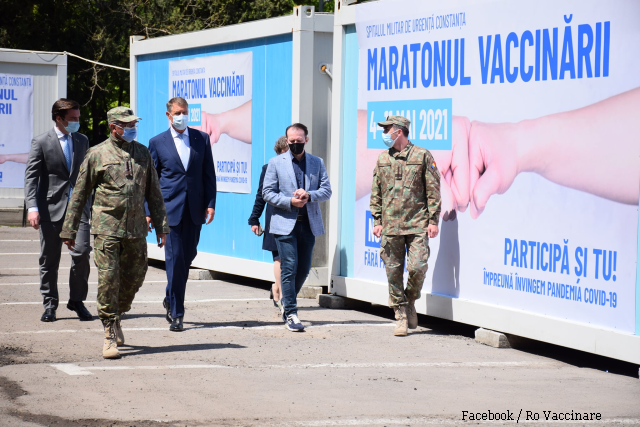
left=291, top=189, right=310, bottom=208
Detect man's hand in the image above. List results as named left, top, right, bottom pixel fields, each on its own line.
left=427, top=224, right=439, bottom=238
left=205, top=208, right=215, bottom=225
left=157, top=233, right=167, bottom=248
left=291, top=189, right=308, bottom=208
left=251, top=225, right=261, bottom=236
left=373, top=225, right=382, bottom=238
left=62, top=239, right=75, bottom=250
left=291, top=197, right=307, bottom=208
left=293, top=189, right=309, bottom=202
left=28, top=211, right=40, bottom=230
left=146, top=216, right=153, bottom=232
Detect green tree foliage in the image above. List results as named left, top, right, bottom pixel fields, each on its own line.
left=0, top=0, right=329, bottom=142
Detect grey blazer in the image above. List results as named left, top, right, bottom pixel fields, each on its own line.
left=24, top=128, right=90, bottom=222
left=262, top=151, right=332, bottom=237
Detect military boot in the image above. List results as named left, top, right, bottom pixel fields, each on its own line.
left=114, top=315, right=125, bottom=346
left=406, top=300, right=418, bottom=329
left=394, top=306, right=408, bottom=336
left=102, top=320, right=121, bottom=359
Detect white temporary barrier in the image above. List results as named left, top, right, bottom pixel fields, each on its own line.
left=327, top=0, right=640, bottom=364
left=0, top=49, right=67, bottom=207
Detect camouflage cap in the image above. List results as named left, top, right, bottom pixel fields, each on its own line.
left=107, top=106, right=141, bottom=123
left=378, top=115, right=410, bottom=128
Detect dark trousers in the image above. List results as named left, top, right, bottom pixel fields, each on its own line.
left=275, top=218, right=315, bottom=318
left=165, top=201, right=202, bottom=319
left=39, top=217, right=91, bottom=310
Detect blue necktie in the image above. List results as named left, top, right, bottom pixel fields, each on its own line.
left=63, top=134, right=72, bottom=172
left=63, top=135, right=73, bottom=200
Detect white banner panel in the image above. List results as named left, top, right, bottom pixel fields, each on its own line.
left=354, top=0, right=640, bottom=333
left=169, top=52, right=252, bottom=193
left=0, top=73, right=33, bottom=188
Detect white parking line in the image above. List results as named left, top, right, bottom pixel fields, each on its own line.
left=3, top=322, right=395, bottom=335
left=50, top=360, right=550, bottom=376
left=0, top=280, right=219, bottom=286
left=0, top=252, right=49, bottom=255
left=1, top=297, right=268, bottom=305
left=51, top=363, right=230, bottom=375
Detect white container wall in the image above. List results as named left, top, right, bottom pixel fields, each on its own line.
left=327, top=0, right=640, bottom=364
left=0, top=49, right=67, bottom=207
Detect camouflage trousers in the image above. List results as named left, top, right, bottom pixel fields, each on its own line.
left=93, top=235, right=148, bottom=321
left=380, top=233, right=430, bottom=308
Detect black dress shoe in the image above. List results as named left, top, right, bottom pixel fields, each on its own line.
left=169, top=316, right=184, bottom=332
left=67, top=300, right=93, bottom=321
left=163, top=297, right=172, bottom=324
left=41, top=308, right=56, bottom=322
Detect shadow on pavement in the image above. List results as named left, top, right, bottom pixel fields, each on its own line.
left=119, top=342, right=245, bottom=356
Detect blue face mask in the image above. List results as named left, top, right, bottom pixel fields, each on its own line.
left=171, top=114, right=188, bottom=131
left=381, top=129, right=398, bottom=148
left=117, top=125, right=138, bottom=142
left=64, top=121, right=80, bottom=134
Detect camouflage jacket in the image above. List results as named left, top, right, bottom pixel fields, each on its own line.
left=60, top=135, right=169, bottom=240
left=370, top=142, right=441, bottom=235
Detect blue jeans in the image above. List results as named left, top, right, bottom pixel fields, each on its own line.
left=275, top=218, right=315, bottom=318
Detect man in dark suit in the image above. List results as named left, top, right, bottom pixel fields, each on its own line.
left=147, top=96, right=217, bottom=332
left=24, top=99, right=93, bottom=322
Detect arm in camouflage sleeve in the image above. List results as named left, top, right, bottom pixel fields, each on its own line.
left=144, top=150, right=170, bottom=234
left=424, top=152, right=441, bottom=226
left=369, top=161, right=383, bottom=227
left=60, top=155, right=96, bottom=240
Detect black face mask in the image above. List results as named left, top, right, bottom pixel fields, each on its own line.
left=288, top=143, right=305, bottom=156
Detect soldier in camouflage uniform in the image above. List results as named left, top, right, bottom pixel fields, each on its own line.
left=60, top=107, right=169, bottom=359
left=370, top=116, right=441, bottom=337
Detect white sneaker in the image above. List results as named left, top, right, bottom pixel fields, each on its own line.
left=285, top=314, right=304, bottom=332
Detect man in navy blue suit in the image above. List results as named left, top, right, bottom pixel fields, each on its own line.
left=146, top=97, right=217, bottom=332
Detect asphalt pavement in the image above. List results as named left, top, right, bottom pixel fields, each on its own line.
left=0, top=225, right=639, bottom=427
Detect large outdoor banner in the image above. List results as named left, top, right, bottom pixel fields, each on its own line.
left=0, top=73, right=33, bottom=188
left=169, top=52, right=252, bottom=193
left=354, top=0, right=640, bottom=333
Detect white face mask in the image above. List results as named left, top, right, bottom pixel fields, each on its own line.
left=171, top=114, right=188, bottom=131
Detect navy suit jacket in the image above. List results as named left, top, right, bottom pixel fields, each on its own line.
left=146, top=128, right=217, bottom=227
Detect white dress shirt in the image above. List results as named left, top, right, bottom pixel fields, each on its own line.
left=28, top=127, right=73, bottom=214
left=170, top=126, right=191, bottom=171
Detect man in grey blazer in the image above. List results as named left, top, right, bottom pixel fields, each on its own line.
left=263, top=123, right=332, bottom=331
left=24, top=99, right=93, bottom=322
